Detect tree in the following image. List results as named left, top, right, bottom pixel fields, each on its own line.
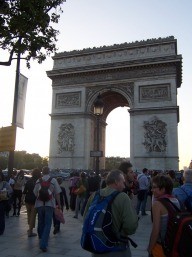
left=0, top=151, right=48, bottom=170
left=105, top=156, right=129, bottom=170
left=0, top=0, right=66, bottom=68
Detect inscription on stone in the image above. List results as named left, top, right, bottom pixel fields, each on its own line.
left=139, top=84, right=170, bottom=102
left=143, top=116, right=167, bottom=153
left=57, top=123, right=75, bottom=153
left=56, top=92, right=81, bottom=108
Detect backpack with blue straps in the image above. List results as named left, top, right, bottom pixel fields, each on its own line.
left=81, top=190, right=137, bottom=254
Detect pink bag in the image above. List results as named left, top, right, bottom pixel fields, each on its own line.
left=54, top=207, right=65, bottom=224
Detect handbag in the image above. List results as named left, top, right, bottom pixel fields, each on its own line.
left=54, top=207, right=65, bottom=224
left=151, top=243, right=166, bottom=257
left=74, top=184, right=86, bottom=195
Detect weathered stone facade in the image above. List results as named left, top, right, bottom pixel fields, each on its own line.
left=47, top=36, right=182, bottom=171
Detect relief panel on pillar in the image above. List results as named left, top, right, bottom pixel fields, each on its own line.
left=57, top=123, right=75, bottom=154
left=143, top=116, right=167, bottom=153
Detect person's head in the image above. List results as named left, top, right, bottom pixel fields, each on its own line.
left=143, top=168, right=148, bottom=174
left=42, top=166, right=50, bottom=175
left=168, top=170, right=176, bottom=180
left=183, top=169, right=192, bottom=183
left=106, top=170, right=125, bottom=192
left=57, top=177, right=63, bottom=185
left=32, top=168, right=41, bottom=180
left=80, top=171, right=86, bottom=180
left=119, top=161, right=134, bottom=182
left=151, top=174, right=173, bottom=198
left=89, top=171, right=95, bottom=177
left=102, top=172, right=108, bottom=179
left=17, top=169, right=24, bottom=178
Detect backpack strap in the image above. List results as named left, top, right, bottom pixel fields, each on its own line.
left=158, top=198, right=180, bottom=217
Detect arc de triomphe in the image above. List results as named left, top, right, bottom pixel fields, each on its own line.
left=47, top=36, right=182, bottom=171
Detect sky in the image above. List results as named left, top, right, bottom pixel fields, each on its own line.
left=0, top=0, right=192, bottom=170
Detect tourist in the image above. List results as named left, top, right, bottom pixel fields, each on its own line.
left=119, top=161, right=135, bottom=198
left=147, top=174, right=180, bottom=256
left=12, top=169, right=25, bottom=216
left=23, top=168, right=41, bottom=237
left=83, top=170, right=138, bottom=257
left=53, top=176, right=69, bottom=235
left=0, top=170, right=13, bottom=235
left=33, top=166, right=61, bottom=252
left=172, top=169, right=192, bottom=210
left=136, top=168, right=150, bottom=216
left=73, top=171, right=88, bottom=219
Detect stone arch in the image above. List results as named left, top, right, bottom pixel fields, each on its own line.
left=47, top=36, right=182, bottom=171
left=86, top=85, right=133, bottom=121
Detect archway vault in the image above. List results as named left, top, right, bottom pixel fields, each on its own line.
left=47, top=36, right=182, bottom=171
left=86, top=86, right=133, bottom=121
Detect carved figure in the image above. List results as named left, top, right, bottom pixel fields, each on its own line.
left=57, top=124, right=75, bottom=153
left=143, top=117, right=167, bottom=152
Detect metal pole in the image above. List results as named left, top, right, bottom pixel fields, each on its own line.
left=95, top=115, right=100, bottom=175
left=8, top=52, right=20, bottom=177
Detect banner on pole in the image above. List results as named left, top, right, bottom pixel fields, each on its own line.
left=0, top=126, right=16, bottom=152
left=16, top=73, right=28, bottom=129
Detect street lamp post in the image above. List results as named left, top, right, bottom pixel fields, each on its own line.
left=93, top=94, right=104, bottom=175
left=8, top=52, right=21, bottom=177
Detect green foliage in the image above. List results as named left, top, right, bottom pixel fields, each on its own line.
left=0, top=151, right=48, bottom=170
left=0, top=0, right=66, bottom=68
left=105, top=156, right=129, bottom=171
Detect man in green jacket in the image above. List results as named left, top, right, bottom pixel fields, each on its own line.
left=83, top=169, right=138, bottom=257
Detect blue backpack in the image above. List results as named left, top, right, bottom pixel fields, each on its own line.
left=81, top=190, right=137, bottom=254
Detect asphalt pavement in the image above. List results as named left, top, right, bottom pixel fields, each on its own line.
left=0, top=194, right=152, bottom=257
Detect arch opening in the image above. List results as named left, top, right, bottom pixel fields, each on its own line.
left=106, top=107, right=130, bottom=159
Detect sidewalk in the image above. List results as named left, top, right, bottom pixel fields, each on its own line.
left=0, top=206, right=151, bottom=257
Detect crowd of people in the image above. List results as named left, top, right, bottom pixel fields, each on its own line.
left=0, top=163, right=191, bottom=256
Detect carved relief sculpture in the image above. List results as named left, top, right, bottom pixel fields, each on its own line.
left=143, top=116, right=167, bottom=152
left=139, top=84, right=171, bottom=102
left=56, top=92, right=81, bottom=108
left=57, top=123, right=75, bottom=153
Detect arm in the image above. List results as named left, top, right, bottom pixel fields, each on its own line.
left=147, top=201, right=161, bottom=254
left=55, top=193, right=61, bottom=209
left=62, top=187, right=69, bottom=210
left=117, top=193, right=138, bottom=235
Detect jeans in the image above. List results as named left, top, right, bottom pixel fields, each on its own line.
left=37, top=206, right=54, bottom=249
left=74, top=196, right=85, bottom=218
left=136, top=190, right=148, bottom=215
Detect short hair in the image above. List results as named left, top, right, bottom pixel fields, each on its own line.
left=168, top=170, right=176, bottom=179
left=183, top=169, right=192, bottom=183
left=80, top=171, right=86, bottom=178
left=17, top=169, right=24, bottom=179
left=143, top=168, right=148, bottom=173
left=106, top=170, right=124, bottom=185
left=118, top=161, right=132, bottom=175
left=152, top=174, right=173, bottom=194
left=32, top=168, right=41, bottom=180
left=42, top=166, right=50, bottom=175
